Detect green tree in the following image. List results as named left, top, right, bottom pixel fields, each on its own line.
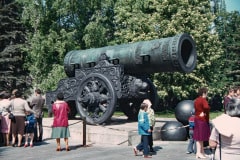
left=18, top=0, right=115, bottom=92
left=17, top=0, right=78, bottom=91
left=113, top=0, right=224, bottom=108
left=215, top=10, right=240, bottom=88
left=0, top=0, right=30, bottom=93
left=17, top=0, right=231, bottom=110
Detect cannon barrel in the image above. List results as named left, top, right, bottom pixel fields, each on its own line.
left=64, top=33, right=197, bottom=77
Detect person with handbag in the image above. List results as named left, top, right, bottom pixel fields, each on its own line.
left=209, top=98, right=240, bottom=160
left=0, top=91, right=11, bottom=146
left=10, top=90, right=34, bottom=147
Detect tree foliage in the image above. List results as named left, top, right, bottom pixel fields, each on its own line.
left=215, top=10, right=240, bottom=88
left=0, top=0, right=30, bottom=93
left=18, top=0, right=78, bottom=91
left=114, top=0, right=224, bottom=107
left=16, top=0, right=239, bottom=110
left=17, top=0, right=115, bottom=92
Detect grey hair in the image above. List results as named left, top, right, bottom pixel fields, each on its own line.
left=226, top=98, right=240, bottom=117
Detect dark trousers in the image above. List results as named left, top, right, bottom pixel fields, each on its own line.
left=148, top=126, right=153, bottom=149
left=136, top=135, right=149, bottom=156
left=34, top=117, right=43, bottom=141
left=148, top=133, right=153, bottom=149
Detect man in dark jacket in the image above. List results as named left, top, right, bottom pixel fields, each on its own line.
left=30, top=89, right=45, bottom=142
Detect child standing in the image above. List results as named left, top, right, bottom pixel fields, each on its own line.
left=24, top=111, right=36, bottom=147
left=143, top=99, right=156, bottom=153
left=133, top=102, right=152, bottom=158
left=186, top=111, right=196, bottom=154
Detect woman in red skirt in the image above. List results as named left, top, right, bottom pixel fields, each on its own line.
left=193, top=87, right=210, bottom=159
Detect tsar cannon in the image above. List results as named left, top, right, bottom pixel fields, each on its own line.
left=46, top=33, right=197, bottom=125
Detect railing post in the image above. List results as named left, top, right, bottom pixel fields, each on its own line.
left=82, top=116, right=86, bottom=146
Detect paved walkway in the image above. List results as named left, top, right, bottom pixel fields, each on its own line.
left=0, top=139, right=212, bottom=160
left=0, top=116, right=212, bottom=160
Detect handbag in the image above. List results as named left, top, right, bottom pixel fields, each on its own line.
left=8, top=112, right=15, bottom=120
left=9, top=100, right=15, bottom=121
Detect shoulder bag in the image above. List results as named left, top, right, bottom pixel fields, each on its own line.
left=8, top=100, right=15, bottom=121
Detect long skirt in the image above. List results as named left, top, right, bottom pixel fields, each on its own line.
left=51, top=127, right=70, bottom=139
left=11, top=116, right=25, bottom=135
left=193, top=118, right=210, bottom=141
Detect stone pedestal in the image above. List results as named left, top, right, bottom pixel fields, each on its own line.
left=128, top=127, right=161, bottom=146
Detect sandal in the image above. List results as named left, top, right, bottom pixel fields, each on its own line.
left=56, top=147, right=61, bottom=151
left=133, top=147, right=138, bottom=156
left=66, top=147, right=70, bottom=151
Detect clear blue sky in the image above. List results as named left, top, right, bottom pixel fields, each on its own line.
left=225, top=0, right=240, bottom=12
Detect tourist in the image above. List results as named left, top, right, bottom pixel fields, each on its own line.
left=133, top=102, right=152, bottom=158
left=193, top=87, right=211, bottom=159
left=30, top=88, right=45, bottom=142
left=209, top=98, right=240, bottom=160
left=0, top=91, right=11, bottom=146
left=11, top=90, right=35, bottom=147
left=143, top=99, right=155, bottom=153
left=51, top=92, right=70, bottom=151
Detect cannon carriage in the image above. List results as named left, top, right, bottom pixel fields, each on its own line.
left=46, top=33, right=197, bottom=125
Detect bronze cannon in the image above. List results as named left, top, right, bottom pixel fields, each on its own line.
left=46, top=33, right=197, bottom=125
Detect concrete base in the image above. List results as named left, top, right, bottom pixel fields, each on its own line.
left=42, top=116, right=176, bottom=146
left=128, top=126, right=162, bottom=146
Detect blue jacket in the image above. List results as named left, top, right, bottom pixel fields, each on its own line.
left=138, top=110, right=150, bottom=135
left=25, top=113, right=36, bottom=130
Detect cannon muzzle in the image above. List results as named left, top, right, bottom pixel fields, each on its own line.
left=64, top=33, right=197, bottom=77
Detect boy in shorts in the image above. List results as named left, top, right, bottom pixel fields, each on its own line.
left=24, top=111, right=36, bottom=147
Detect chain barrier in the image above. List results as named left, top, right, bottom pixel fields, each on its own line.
left=42, top=119, right=83, bottom=128
left=158, top=124, right=189, bottom=132
left=43, top=119, right=190, bottom=132
left=43, top=119, right=190, bottom=146
left=98, top=123, right=190, bottom=133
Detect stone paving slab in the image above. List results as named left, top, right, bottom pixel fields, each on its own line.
left=0, top=116, right=212, bottom=160
left=42, top=116, right=178, bottom=145
left=0, top=139, right=212, bottom=160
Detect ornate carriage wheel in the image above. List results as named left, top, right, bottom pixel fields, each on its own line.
left=76, top=73, right=117, bottom=125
